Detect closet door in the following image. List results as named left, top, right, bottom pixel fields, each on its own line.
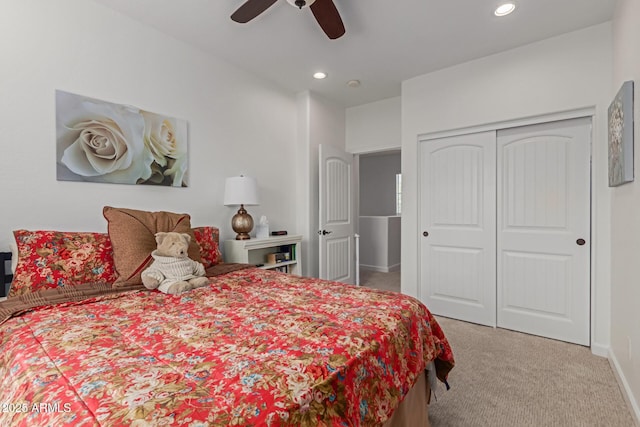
left=497, top=118, right=591, bottom=345
left=420, top=131, right=496, bottom=327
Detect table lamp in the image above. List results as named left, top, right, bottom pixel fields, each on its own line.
left=224, top=175, right=259, bottom=240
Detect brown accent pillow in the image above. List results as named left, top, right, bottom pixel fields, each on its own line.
left=103, top=206, right=201, bottom=287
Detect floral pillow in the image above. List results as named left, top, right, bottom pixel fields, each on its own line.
left=193, top=226, right=222, bottom=267
left=10, top=230, right=117, bottom=298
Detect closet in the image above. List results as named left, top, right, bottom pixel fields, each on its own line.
left=419, top=117, right=591, bottom=345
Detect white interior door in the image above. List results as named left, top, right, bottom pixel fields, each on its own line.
left=319, top=144, right=355, bottom=284
left=497, top=118, right=591, bottom=346
left=420, top=131, right=497, bottom=327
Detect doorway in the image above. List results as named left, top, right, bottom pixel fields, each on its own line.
left=358, top=150, right=402, bottom=287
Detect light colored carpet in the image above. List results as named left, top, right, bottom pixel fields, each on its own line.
left=359, top=269, right=400, bottom=292
left=359, top=269, right=636, bottom=427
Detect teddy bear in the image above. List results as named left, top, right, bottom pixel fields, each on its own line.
left=141, top=232, right=209, bottom=295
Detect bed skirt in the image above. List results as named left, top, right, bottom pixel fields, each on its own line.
left=384, top=370, right=431, bottom=427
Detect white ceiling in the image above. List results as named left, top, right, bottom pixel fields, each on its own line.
left=92, top=0, right=615, bottom=108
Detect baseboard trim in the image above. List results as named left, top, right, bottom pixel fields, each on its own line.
left=360, top=263, right=401, bottom=273
left=609, top=349, right=640, bottom=426
left=360, top=264, right=386, bottom=272
left=388, top=263, right=400, bottom=272
left=591, top=342, right=609, bottom=358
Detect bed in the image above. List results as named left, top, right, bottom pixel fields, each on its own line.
left=0, top=207, right=454, bottom=427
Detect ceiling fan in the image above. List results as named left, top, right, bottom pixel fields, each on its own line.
left=231, top=0, right=345, bottom=40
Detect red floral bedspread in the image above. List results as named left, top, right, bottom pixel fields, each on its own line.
left=0, top=268, right=453, bottom=426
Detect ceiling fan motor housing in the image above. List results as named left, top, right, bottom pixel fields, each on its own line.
left=286, top=0, right=316, bottom=9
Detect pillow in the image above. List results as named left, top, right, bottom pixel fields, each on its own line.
left=10, top=237, right=18, bottom=274
left=9, top=230, right=117, bottom=298
left=192, top=226, right=222, bottom=267
left=103, top=206, right=201, bottom=287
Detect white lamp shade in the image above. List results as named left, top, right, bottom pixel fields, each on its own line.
left=224, top=176, right=259, bottom=206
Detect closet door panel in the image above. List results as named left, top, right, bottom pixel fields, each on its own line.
left=497, top=118, right=591, bottom=346
left=420, top=131, right=496, bottom=327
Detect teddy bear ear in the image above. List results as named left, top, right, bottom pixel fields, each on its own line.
left=155, top=232, right=168, bottom=245
left=181, top=233, right=192, bottom=243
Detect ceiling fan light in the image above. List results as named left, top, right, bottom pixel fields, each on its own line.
left=286, top=0, right=316, bottom=9
left=313, top=72, right=327, bottom=79
left=494, top=2, right=516, bottom=16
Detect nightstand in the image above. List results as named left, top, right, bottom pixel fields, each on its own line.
left=224, top=235, right=302, bottom=275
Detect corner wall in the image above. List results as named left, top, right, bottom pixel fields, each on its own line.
left=295, top=91, right=346, bottom=277
left=401, top=24, right=613, bottom=353
left=0, top=0, right=297, bottom=250
left=360, top=152, right=401, bottom=216
left=610, top=0, right=640, bottom=421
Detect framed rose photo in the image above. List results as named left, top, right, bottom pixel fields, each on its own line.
left=55, top=90, right=189, bottom=187
left=608, top=80, right=634, bottom=187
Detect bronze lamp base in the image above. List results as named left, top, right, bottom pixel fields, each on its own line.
left=232, top=204, right=254, bottom=240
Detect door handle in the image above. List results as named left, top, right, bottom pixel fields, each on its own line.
left=318, top=230, right=333, bottom=235
left=423, top=231, right=429, bottom=237
left=576, top=238, right=586, bottom=246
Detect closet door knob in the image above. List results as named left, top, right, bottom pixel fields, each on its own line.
left=576, top=238, right=586, bottom=246
left=423, top=231, right=429, bottom=237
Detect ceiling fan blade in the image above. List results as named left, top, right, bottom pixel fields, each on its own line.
left=231, top=0, right=279, bottom=23
left=309, top=0, right=345, bottom=40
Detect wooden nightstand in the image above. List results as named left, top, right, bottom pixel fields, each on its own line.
left=224, top=235, right=302, bottom=275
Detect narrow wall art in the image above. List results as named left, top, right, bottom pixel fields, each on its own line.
left=56, top=90, right=189, bottom=187
left=608, top=80, right=634, bottom=187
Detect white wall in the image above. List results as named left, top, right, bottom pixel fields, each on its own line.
left=346, top=97, right=401, bottom=153
left=359, top=152, right=401, bottom=216
left=401, top=24, right=613, bottom=354
left=388, top=216, right=401, bottom=269
left=359, top=216, right=400, bottom=273
left=0, top=0, right=298, bottom=253
left=295, top=91, right=346, bottom=277
left=610, top=0, right=640, bottom=420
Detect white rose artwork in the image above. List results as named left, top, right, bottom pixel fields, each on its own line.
left=56, top=90, right=189, bottom=187
left=141, top=112, right=188, bottom=187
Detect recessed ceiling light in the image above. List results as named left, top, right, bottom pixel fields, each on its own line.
left=313, top=72, right=327, bottom=79
left=494, top=2, right=516, bottom=16
left=347, top=80, right=361, bottom=88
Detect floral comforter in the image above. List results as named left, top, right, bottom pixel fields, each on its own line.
left=0, top=268, right=454, bottom=426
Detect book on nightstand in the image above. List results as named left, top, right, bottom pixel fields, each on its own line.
left=266, top=252, right=290, bottom=264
